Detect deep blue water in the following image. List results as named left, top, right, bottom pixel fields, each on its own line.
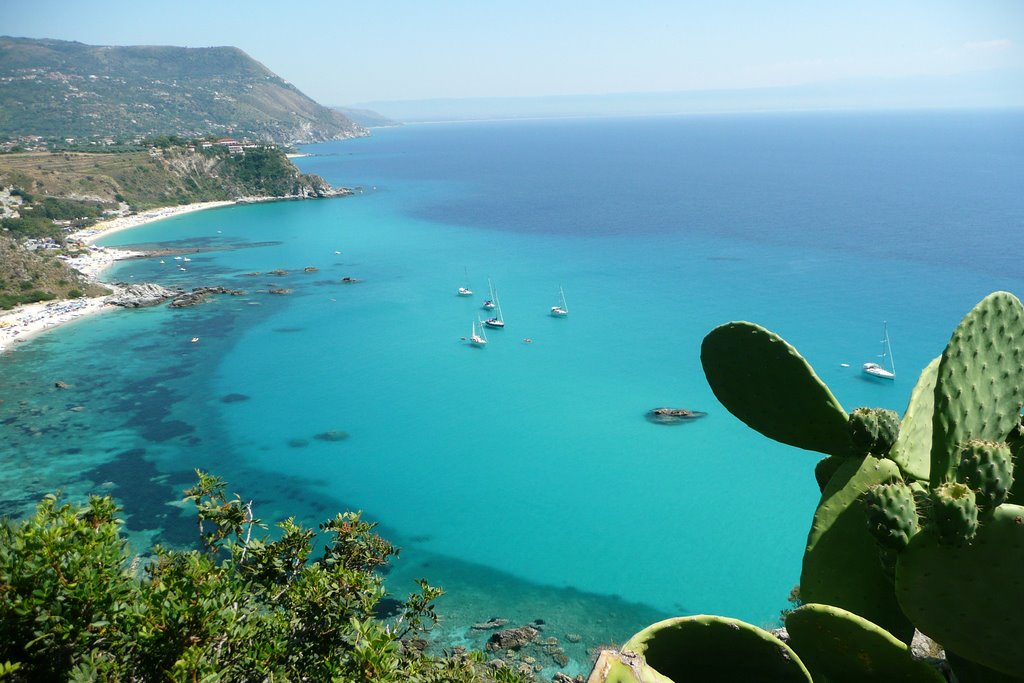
left=2, top=110, right=1022, bottom=676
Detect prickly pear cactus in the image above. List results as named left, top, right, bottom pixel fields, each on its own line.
left=863, top=482, right=919, bottom=551
left=929, top=482, right=979, bottom=546
left=931, top=292, right=1024, bottom=487
left=598, top=615, right=812, bottom=683
left=957, top=440, right=1014, bottom=518
left=801, top=455, right=915, bottom=644
left=784, top=603, right=946, bottom=682
left=895, top=503, right=1024, bottom=678
left=850, top=408, right=901, bottom=457
left=887, top=357, right=939, bottom=483
left=701, top=322, right=851, bottom=456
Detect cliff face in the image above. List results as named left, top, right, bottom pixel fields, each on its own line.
left=0, top=37, right=367, bottom=145
left=0, top=144, right=340, bottom=214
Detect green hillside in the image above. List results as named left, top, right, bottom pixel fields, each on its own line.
left=0, top=36, right=366, bottom=145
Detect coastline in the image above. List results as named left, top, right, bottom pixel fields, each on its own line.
left=0, top=200, right=240, bottom=354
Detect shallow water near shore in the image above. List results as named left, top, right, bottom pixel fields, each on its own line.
left=2, top=111, right=1023, bottom=676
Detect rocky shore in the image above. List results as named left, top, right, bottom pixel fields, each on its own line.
left=0, top=194, right=344, bottom=354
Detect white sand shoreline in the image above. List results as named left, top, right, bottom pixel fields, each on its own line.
left=0, top=199, right=250, bottom=354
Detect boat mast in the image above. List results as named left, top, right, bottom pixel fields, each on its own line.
left=883, top=321, right=895, bottom=375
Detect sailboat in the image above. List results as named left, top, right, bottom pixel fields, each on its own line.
left=550, top=286, right=568, bottom=317
left=484, top=289, right=505, bottom=328
left=482, top=278, right=496, bottom=310
left=468, top=318, right=488, bottom=347
left=863, top=321, right=896, bottom=380
left=457, top=268, right=473, bottom=297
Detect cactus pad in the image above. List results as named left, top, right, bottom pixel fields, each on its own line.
left=864, top=482, right=919, bottom=551
left=619, top=615, right=811, bottom=682
left=785, top=603, right=946, bottom=682
left=957, top=440, right=1014, bottom=517
left=931, top=292, right=1024, bottom=487
left=888, top=357, right=939, bottom=482
left=929, top=482, right=979, bottom=546
left=701, top=322, right=850, bottom=455
left=895, top=504, right=1024, bottom=678
left=801, top=455, right=915, bottom=643
left=850, top=408, right=901, bottom=456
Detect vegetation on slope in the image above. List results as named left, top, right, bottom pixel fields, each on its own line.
left=0, top=37, right=366, bottom=145
left=0, top=235, right=107, bottom=309
left=0, top=139, right=339, bottom=306
left=0, top=472, right=531, bottom=682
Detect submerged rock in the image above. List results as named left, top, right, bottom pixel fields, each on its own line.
left=169, top=286, right=246, bottom=308
left=314, top=430, right=349, bottom=442
left=288, top=438, right=309, bottom=448
left=221, top=393, right=250, bottom=404
left=646, top=407, right=708, bottom=425
left=472, top=618, right=509, bottom=630
left=303, top=266, right=319, bottom=272
left=267, top=288, right=293, bottom=295
left=486, top=626, right=539, bottom=652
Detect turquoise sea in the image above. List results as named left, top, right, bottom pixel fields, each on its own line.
left=2, top=110, right=1023, bottom=675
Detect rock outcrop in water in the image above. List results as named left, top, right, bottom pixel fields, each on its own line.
left=107, top=283, right=246, bottom=308
left=106, top=283, right=179, bottom=307
left=645, top=407, right=708, bottom=425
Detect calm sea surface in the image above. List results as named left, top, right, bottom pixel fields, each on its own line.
left=2, top=110, right=1022, bottom=675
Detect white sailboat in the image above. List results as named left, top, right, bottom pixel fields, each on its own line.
left=550, top=286, right=568, bottom=317
left=457, top=268, right=473, bottom=297
left=863, top=322, right=896, bottom=380
left=468, top=318, right=488, bottom=347
left=482, top=278, right=496, bottom=310
left=484, top=290, right=505, bottom=328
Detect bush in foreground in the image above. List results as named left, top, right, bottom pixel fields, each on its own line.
left=0, top=471, right=526, bottom=682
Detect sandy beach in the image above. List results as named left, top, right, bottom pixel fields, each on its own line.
left=0, top=201, right=234, bottom=354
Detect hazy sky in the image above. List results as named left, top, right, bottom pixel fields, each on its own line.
left=5, top=0, right=1024, bottom=105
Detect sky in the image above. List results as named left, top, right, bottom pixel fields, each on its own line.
left=4, top=0, right=1024, bottom=107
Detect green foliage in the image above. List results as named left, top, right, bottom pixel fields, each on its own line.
left=0, top=472, right=497, bottom=682
left=0, top=290, right=56, bottom=310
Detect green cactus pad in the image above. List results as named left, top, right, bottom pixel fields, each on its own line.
left=957, top=440, right=1014, bottom=517
left=701, top=322, right=850, bottom=455
left=931, top=292, right=1024, bottom=488
left=888, top=357, right=940, bottom=482
left=896, top=504, right=1024, bottom=678
left=850, top=408, right=901, bottom=456
left=1007, top=420, right=1024, bottom=505
left=801, top=455, right=915, bottom=643
left=784, top=603, right=946, bottom=682
left=946, top=651, right=1024, bottom=683
left=620, top=615, right=811, bottom=682
left=864, top=482, right=919, bottom=551
left=815, top=455, right=845, bottom=493
left=929, top=481, right=979, bottom=546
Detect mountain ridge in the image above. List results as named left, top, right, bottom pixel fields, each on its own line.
left=0, top=36, right=366, bottom=145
